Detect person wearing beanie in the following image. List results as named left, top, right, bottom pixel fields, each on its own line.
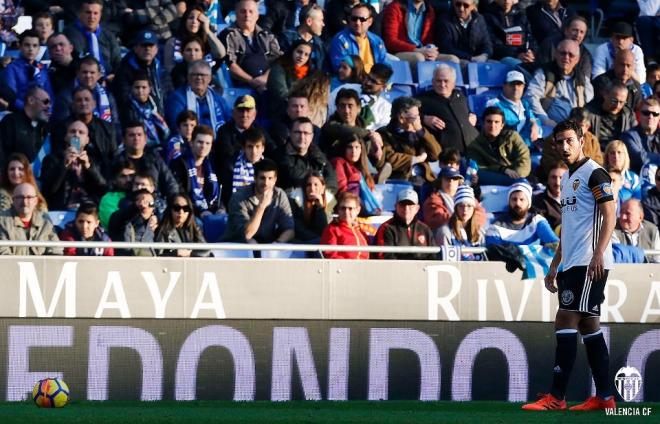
left=485, top=180, right=559, bottom=246
left=437, top=184, right=487, bottom=261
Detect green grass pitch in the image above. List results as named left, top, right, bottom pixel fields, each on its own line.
left=0, top=401, right=658, bottom=424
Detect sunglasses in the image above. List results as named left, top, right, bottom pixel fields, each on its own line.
left=641, top=110, right=660, bottom=117
left=454, top=2, right=471, bottom=9
left=172, top=204, right=191, bottom=212
left=350, top=15, right=369, bottom=23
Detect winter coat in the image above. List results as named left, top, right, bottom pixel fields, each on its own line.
left=154, top=225, right=210, bottom=257
left=436, top=11, right=493, bottom=60
left=482, top=2, right=536, bottom=59
left=329, top=28, right=389, bottom=72
left=320, top=218, right=370, bottom=259
left=382, top=0, right=435, bottom=53
left=275, top=143, right=339, bottom=194
left=525, top=2, right=571, bottom=46
left=0, top=57, right=53, bottom=111
left=621, top=126, right=660, bottom=173
left=374, top=214, right=437, bottom=260
left=58, top=222, right=114, bottom=256
left=0, top=209, right=62, bottom=255
left=422, top=192, right=487, bottom=231
left=377, top=124, right=441, bottom=182
left=64, top=23, right=122, bottom=75
left=331, top=156, right=363, bottom=195
left=466, top=129, right=531, bottom=178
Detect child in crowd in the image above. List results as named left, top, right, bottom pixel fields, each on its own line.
left=231, top=126, right=265, bottom=193
left=59, top=201, right=114, bottom=256
left=165, top=110, right=198, bottom=163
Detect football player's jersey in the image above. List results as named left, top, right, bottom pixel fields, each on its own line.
left=560, top=158, right=615, bottom=270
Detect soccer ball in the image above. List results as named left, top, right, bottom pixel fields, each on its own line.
left=32, top=378, right=70, bottom=408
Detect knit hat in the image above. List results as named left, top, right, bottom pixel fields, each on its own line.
left=454, top=185, right=475, bottom=207
left=508, top=181, right=532, bottom=205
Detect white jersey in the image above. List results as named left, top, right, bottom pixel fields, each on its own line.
left=560, top=159, right=615, bottom=270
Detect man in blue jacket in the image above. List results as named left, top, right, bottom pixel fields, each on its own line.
left=436, top=0, right=493, bottom=66
left=0, top=30, right=53, bottom=112
left=621, top=97, right=660, bottom=174
left=329, top=3, right=388, bottom=73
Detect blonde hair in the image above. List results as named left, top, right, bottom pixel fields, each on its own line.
left=604, top=140, right=630, bottom=173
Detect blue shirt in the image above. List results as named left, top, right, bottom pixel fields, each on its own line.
left=406, top=0, right=426, bottom=47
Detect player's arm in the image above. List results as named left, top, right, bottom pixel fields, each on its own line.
left=588, top=169, right=616, bottom=281
left=544, top=238, right=562, bottom=293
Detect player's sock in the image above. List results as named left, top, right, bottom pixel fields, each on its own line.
left=583, top=329, right=612, bottom=399
left=550, top=329, right=578, bottom=400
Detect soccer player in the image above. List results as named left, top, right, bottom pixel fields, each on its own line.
left=522, top=120, right=617, bottom=411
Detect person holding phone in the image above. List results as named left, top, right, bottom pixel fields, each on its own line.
left=40, top=120, right=108, bottom=210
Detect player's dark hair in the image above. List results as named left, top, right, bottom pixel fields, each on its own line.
left=553, top=120, right=583, bottom=140
left=254, top=158, right=278, bottom=176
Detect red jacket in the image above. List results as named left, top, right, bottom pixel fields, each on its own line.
left=332, top=157, right=362, bottom=194
left=422, top=191, right=488, bottom=231
left=58, top=223, right=115, bottom=256
left=320, top=219, right=370, bottom=259
left=382, top=0, right=436, bottom=53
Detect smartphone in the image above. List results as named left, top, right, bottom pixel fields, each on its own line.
left=70, top=136, right=81, bottom=153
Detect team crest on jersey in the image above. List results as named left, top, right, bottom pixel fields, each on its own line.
left=561, top=290, right=574, bottom=305
left=573, top=179, right=580, bottom=190
left=417, top=234, right=426, bottom=244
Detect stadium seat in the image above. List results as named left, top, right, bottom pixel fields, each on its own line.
left=417, top=61, right=464, bottom=91
left=468, top=90, right=501, bottom=122
left=0, top=42, right=5, bottom=57
left=382, top=87, right=409, bottom=102
left=222, top=87, right=254, bottom=109
left=211, top=245, right=254, bottom=258
left=374, top=181, right=414, bottom=212
left=388, top=60, right=415, bottom=94
left=217, top=63, right=234, bottom=89
left=202, top=213, right=228, bottom=242
left=467, top=62, right=512, bottom=90
left=47, top=211, right=76, bottom=230
left=479, top=185, right=510, bottom=213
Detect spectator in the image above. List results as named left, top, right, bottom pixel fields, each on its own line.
left=119, top=0, right=178, bottom=43
left=269, top=94, right=321, bottom=149
left=526, top=39, right=593, bottom=127
left=0, top=87, right=51, bottom=172
left=587, top=83, right=637, bottom=149
left=320, top=191, right=370, bottom=259
left=71, top=56, right=119, bottom=124
left=381, top=0, right=438, bottom=66
left=155, top=193, right=211, bottom=257
left=227, top=126, right=266, bottom=202
left=40, top=120, right=108, bottom=210
left=379, top=96, right=441, bottom=184
left=482, top=0, right=535, bottom=66
left=592, top=22, right=646, bottom=83
left=438, top=147, right=480, bottom=188
left=375, top=188, right=436, bottom=260
left=537, top=15, right=592, bottom=82
left=47, top=33, right=78, bottom=122
left=538, top=106, right=603, bottom=182
left=223, top=158, right=295, bottom=243
left=169, top=37, right=207, bottom=91
left=329, top=63, right=394, bottom=131
left=329, top=3, right=388, bottom=73
left=486, top=181, right=559, bottom=246
left=416, top=64, right=478, bottom=154
left=0, top=183, right=62, bottom=256
left=604, top=140, right=643, bottom=205
left=171, top=125, right=222, bottom=217
left=64, top=0, right=121, bottom=79
left=289, top=171, right=333, bottom=243
left=113, top=30, right=165, bottom=115
left=259, top=0, right=309, bottom=36
left=532, top=160, right=566, bottom=232
left=59, top=201, right=114, bottom=256
left=280, top=4, right=328, bottom=72
left=220, top=0, right=282, bottom=90
left=636, top=0, right=660, bottom=65
left=0, top=29, right=53, bottom=112
left=266, top=39, right=313, bottom=119
left=333, top=55, right=367, bottom=89
left=98, top=159, right=136, bottom=229
left=436, top=0, right=492, bottom=66
left=467, top=106, right=531, bottom=185
left=486, top=70, right=541, bottom=147
left=642, top=63, right=660, bottom=99
left=422, top=166, right=482, bottom=231
left=275, top=117, right=338, bottom=193
left=331, top=134, right=381, bottom=215
left=32, top=13, right=54, bottom=57
left=621, top=98, right=660, bottom=173
left=164, top=60, right=231, bottom=135
left=162, top=5, right=226, bottom=79
left=107, top=171, right=164, bottom=241
left=612, top=198, right=660, bottom=263
left=0, top=153, right=47, bottom=212
left=525, top=0, right=571, bottom=47
left=325, top=0, right=383, bottom=38
left=291, top=70, right=331, bottom=127
left=113, top=122, right=180, bottom=198
left=119, top=188, right=158, bottom=256
left=643, top=167, right=660, bottom=227
left=165, top=110, right=198, bottom=164
left=437, top=184, right=486, bottom=260
left=592, top=50, right=643, bottom=112
left=121, top=71, right=170, bottom=147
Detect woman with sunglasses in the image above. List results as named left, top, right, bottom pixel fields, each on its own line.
left=155, top=193, right=210, bottom=257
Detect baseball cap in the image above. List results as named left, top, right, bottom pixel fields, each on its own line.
left=396, top=188, right=419, bottom=205
left=506, top=70, right=525, bottom=84
left=611, top=22, right=634, bottom=38
left=234, top=94, right=256, bottom=109
left=439, top=167, right=465, bottom=181
left=134, top=30, right=158, bottom=46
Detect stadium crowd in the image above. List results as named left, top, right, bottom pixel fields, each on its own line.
left=0, top=0, right=658, bottom=262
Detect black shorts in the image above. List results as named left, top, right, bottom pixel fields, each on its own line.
left=557, top=266, right=609, bottom=316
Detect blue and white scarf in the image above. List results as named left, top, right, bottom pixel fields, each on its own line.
left=31, top=134, right=51, bottom=181
left=75, top=79, right=112, bottom=122
left=186, top=153, right=219, bottom=212
left=186, top=86, right=221, bottom=135
left=130, top=97, right=169, bottom=146
left=232, top=151, right=259, bottom=192
left=75, top=20, right=106, bottom=75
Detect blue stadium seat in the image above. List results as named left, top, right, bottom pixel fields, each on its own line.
left=468, top=90, right=501, bottom=122
left=417, top=61, right=464, bottom=91
left=388, top=60, right=415, bottom=94
left=202, top=213, right=228, bottom=242
left=0, top=42, right=5, bottom=57
left=374, top=181, right=414, bottom=212
left=382, top=88, right=409, bottom=102
left=467, top=62, right=512, bottom=90
left=222, top=88, right=254, bottom=109
left=479, top=185, right=510, bottom=213
left=211, top=245, right=254, bottom=258
left=216, top=63, right=233, bottom=89
left=47, top=211, right=76, bottom=230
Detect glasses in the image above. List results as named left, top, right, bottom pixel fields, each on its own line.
left=641, top=110, right=660, bottom=117
left=454, top=2, right=471, bottom=8
left=350, top=15, right=369, bottom=23
left=172, top=204, right=191, bottom=212
left=557, top=50, right=577, bottom=58
left=190, top=73, right=211, bottom=79
left=13, top=195, right=37, bottom=201
left=33, top=97, right=51, bottom=106
left=366, top=75, right=384, bottom=85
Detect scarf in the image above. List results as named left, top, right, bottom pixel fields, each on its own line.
left=31, top=133, right=50, bottom=181
left=358, top=93, right=377, bottom=127
left=74, top=78, right=111, bottom=122
left=130, top=97, right=170, bottom=146
left=232, top=151, right=259, bottom=192
left=186, top=86, right=219, bottom=135
left=128, top=54, right=162, bottom=106
left=439, top=190, right=455, bottom=216
left=186, top=152, right=219, bottom=212
left=75, top=20, right=106, bottom=75
left=294, top=64, right=309, bottom=80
